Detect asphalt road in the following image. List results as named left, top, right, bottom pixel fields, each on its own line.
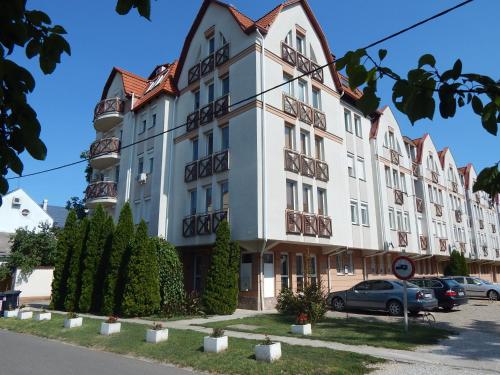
left=0, top=330, right=199, bottom=375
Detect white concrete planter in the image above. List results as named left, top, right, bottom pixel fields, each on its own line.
left=17, top=311, right=33, bottom=320
left=203, top=336, right=228, bottom=353
left=146, top=328, right=169, bottom=343
left=3, top=309, right=19, bottom=318
left=64, top=317, right=83, bottom=328
left=100, top=322, right=121, bottom=336
left=34, top=312, right=52, bottom=321
left=291, top=323, right=312, bottom=335
left=255, top=342, right=281, bottom=363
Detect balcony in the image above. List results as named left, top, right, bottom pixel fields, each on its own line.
left=300, top=155, right=315, bottom=178
left=482, top=246, right=488, bottom=257
left=89, top=137, right=120, bottom=170
left=93, top=98, right=124, bottom=132
left=212, top=210, right=228, bottom=233
left=431, top=171, right=439, bottom=184
left=187, top=44, right=230, bottom=85
left=186, top=110, right=199, bottom=132
left=390, top=149, right=400, bottom=165
left=315, top=160, right=329, bottom=182
left=283, top=93, right=298, bottom=117
left=479, top=219, right=484, bottom=230
left=201, top=54, right=215, bottom=76
left=298, top=102, right=313, bottom=124
left=280, top=42, right=324, bottom=83
left=213, top=149, right=229, bottom=173
left=284, top=149, right=300, bottom=174
left=455, top=209, right=462, bottom=223
left=182, top=210, right=229, bottom=237
left=199, top=103, right=214, bottom=125
left=184, top=150, right=230, bottom=183
left=196, top=213, right=212, bottom=235
left=313, top=109, right=326, bottom=130
left=285, top=209, right=332, bottom=238
left=492, top=224, right=497, bottom=233
left=182, top=215, right=196, bottom=237
left=435, top=203, right=443, bottom=217
left=282, top=93, right=327, bottom=130
left=198, top=155, right=213, bottom=178
left=214, top=94, right=229, bottom=118
left=394, top=189, right=404, bottom=205
left=412, top=162, right=420, bottom=177
left=439, top=239, right=448, bottom=252
left=398, top=231, right=408, bottom=247
left=85, top=181, right=117, bottom=208
left=283, top=149, right=329, bottom=182
left=281, top=42, right=297, bottom=66
left=193, top=95, right=230, bottom=130
left=215, top=43, right=230, bottom=66
left=184, top=161, right=197, bottom=183
left=451, top=181, right=458, bottom=193
left=416, top=197, right=424, bottom=213
left=420, top=235, right=429, bottom=250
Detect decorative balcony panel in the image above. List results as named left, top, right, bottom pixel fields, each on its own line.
left=475, top=193, right=480, bottom=204
left=312, top=109, right=326, bottom=130
left=281, top=42, right=297, bottom=66
left=85, top=181, right=117, bottom=207
left=435, top=203, right=443, bottom=217
left=213, top=149, right=229, bottom=173
left=201, top=54, right=215, bottom=76
left=482, top=246, right=488, bottom=257
left=318, top=215, right=332, bottom=237
left=182, top=215, right=196, bottom=237
left=284, top=149, right=300, bottom=174
left=431, top=171, right=439, bottom=184
left=302, top=213, right=318, bottom=236
left=492, top=224, right=497, bottom=233
left=315, top=160, right=329, bottom=182
left=215, top=43, right=230, bottom=66
left=298, top=102, right=313, bottom=124
left=439, top=239, right=447, bottom=252
left=297, top=52, right=311, bottom=74
left=188, top=63, right=201, bottom=84
left=390, top=150, right=400, bottom=165
left=398, top=231, right=408, bottom=247
left=300, top=155, right=315, bottom=178
left=214, top=94, right=229, bottom=118
left=451, top=182, right=458, bottom=193
left=283, top=93, right=298, bottom=117
left=197, top=214, right=211, bottom=235
left=199, top=103, right=214, bottom=125
left=412, top=162, right=420, bottom=177
left=394, top=189, right=404, bottom=205
left=212, top=210, right=228, bottom=233
left=310, top=61, right=324, bottom=83
left=93, top=98, right=124, bottom=121
left=198, top=155, right=213, bottom=178
left=420, top=235, right=429, bottom=250
left=416, top=197, right=424, bottom=213
left=455, top=210, right=462, bottom=223
left=184, top=161, right=198, bottom=183
left=479, top=219, right=484, bottom=229
left=89, top=137, right=120, bottom=169
left=186, top=110, right=199, bottom=132
left=286, top=210, right=302, bottom=234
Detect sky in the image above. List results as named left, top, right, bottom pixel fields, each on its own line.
left=8, top=0, right=499, bottom=206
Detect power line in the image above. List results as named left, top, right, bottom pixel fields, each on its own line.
left=8, top=0, right=474, bottom=181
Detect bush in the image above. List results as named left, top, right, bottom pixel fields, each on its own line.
left=276, top=282, right=327, bottom=323
left=444, top=250, right=463, bottom=276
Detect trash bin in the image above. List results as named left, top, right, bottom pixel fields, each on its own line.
left=0, top=290, right=21, bottom=316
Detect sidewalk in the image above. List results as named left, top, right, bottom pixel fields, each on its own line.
left=31, top=306, right=500, bottom=373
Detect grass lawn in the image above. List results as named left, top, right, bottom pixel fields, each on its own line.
left=199, top=314, right=454, bottom=351
left=0, top=314, right=383, bottom=375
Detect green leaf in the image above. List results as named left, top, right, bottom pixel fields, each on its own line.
left=136, top=0, right=151, bottom=20
left=356, top=85, right=380, bottom=116
left=473, top=164, right=500, bottom=195
left=481, top=102, right=498, bottom=135
left=457, top=97, right=465, bottom=107
left=26, top=10, right=51, bottom=26
left=418, top=54, right=436, bottom=68
left=25, top=39, right=41, bottom=59
left=7, top=151, right=24, bottom=175
left=346, top=64, right=367, bottom=89
left=0, top=177, right=8, bottom=195
left=378, top=49, right=387, bottom=61
left=25, top=138, right=47, bottom=160
left=451, top=59, right=462, bottom=80
left=471, top=96, right=483, bottom=115
left=115, top=0, right=134, bottom=15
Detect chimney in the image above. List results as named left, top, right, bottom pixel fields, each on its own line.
left=42, top=199, right=48, bottom=211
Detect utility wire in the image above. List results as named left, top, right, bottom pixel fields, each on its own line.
left=8, top=0, right=474, bottom=180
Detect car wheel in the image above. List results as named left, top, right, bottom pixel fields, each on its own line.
left=488, top=290, right=499, bottom=301
left=387, top=300, right=403, bottom=316
left=332, top=297, right=345, bottom=312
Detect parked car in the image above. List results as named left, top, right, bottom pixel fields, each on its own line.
left=451, top=276, right=500, bottom=300
left=327, top=279, right=438, bottom=316
left=410, top=277, right=467, bottom=311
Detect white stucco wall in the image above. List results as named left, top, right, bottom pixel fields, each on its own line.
left=13, top=268, right=54, bottom=299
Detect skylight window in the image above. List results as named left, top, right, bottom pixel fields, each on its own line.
left=145, top=73, right=165, bottom=93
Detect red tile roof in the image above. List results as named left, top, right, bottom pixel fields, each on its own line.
left=458, top=163, right=473, bottom=190
left=133, top=61, right=179, bottom=110
left=438, top=147, right=449, bottom=168
left=101, top=67, right=148, bottom=100
left=412, top=133, right=430, bottom=165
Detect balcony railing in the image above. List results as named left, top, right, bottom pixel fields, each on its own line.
left=313, top=109, right=326, bottom=130
left=439, top=239, right=447, bottom=252
left=187, top=44, right=230, bottom=85
left=93, top=98, right=124, bottom=121
left=182, top=210, right=229, bottom=237
left=300, top=155, right=315, bottom=177
left=420, top=235, right=429, bottom=250
left=89, top=137, right=121, bottom=169
left=482, top=246, right=488, bottom=257
left=416, top=197, right=424, bottom=213
left=215, top=43, right=230, bottom=66
left=286, top=209, right=302, bottom=234
left=284, top=149, right=300, bottom=174
left=284, top=149, right=329, bottom=182
left=189, top=95, right=230, bottom=132
left=196, top=213, right=211, bottom=235
left=213, top=149, right=229, bottom=173
left=435, top=203, right=443, bottom=217
left=184, top=161, right=197, bottom=183
left=298, top=102, right=313, bottom=124
left=302, top=213, right=318, bottom=236
left=283, top=93, right=298, bottom=117
left=390, top=150, right=400, bottom=165
left=282, top=93, right=326, bottom=130
left=394, top=189, right=404, bottom=205
left=214, top=94, right=229, bottom=118
left=85, top=181, right=117, bottom=206
left=280, top=42, right=323, bottom=83
left=199, top=103, right=214, bottom=125
left=188, top=63, right=201, bottom=85
left=475, top=193, right=480, bottom=204
left=198, top=155, right=213, bottom=178
left=315, top=160, right=329, bottom=182
left=479, top=219, right=484, bottom=229
left=201, top=54, right=215, bottom=76
left=431, top=171, right=439, bottom=184
left=184, top=150, right=230, bottom=183
left=182, top=215, right=196, bottom=237
left=318, top=215, right=332, bottom=237
left=186, top=110, right=199, bottom=132
left=285, top=210, right=332, bottom=238
left=398, top=231, right=408, bottom=247
left=455, top=209, right=462, bottom=223
left=412, top=162, right=420, bottom=177
left=492, top=224, right=497, bottom=233
left=212, top=210, right=228, bottom=233
left=451, top=181, right=458, bottom=193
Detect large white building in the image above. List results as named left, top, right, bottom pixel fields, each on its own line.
left=86, top=0, right=500, bottom=309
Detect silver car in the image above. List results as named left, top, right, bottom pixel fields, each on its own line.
left=451, top=276, right=500, bottom=300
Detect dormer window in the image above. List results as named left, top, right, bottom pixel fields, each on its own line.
left=145, top=73, right=165, bottom=93
left=296, top=34, right=305, bottom=55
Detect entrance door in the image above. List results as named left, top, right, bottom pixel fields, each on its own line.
left=263, top=253, right=275, bottom=298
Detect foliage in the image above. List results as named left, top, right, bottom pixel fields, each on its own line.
left=50, top=210, right=79, bottom=310
left=65, top=197, right=87, bottom=220
left=444, top=250, right=463, bottom=276
left=101, top=202, right=134, bottom=316
left=210, top=327, right=225, bottom=338
left=460, top=252, right=469, bottom=276
left=121, top=220, right=160, bottom=317
left=0, top=222, right=57, bottom=280
left=335, top=48, right=499, bottom=198
left=276, top=283, right=327, bottom=324
left=202, top=221, right=240, bottom=315
left=66, top=311, right=78, bottom=319
left=78, top=205, right=112, bottom=313
left=152, top=237, right=186, bottom=317
left=80, top=150, right=92, bottom=184
left=262, top=335, right=273, bottom=345
left=296, top=313, right=309, bottom=325
left=106, top=316, right=118, bottom=324
left=180, top=291, right=205, bottom=317
left=152, top=322, right=163, bottom=330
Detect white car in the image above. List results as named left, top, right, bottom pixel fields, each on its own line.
left=452, top=276, right=500, bottom=300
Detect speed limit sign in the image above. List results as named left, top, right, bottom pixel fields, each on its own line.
left=392, top=256, right=415, bottom=280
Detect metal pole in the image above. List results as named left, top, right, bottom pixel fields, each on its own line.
left=403, top=280, right=408, bottom=332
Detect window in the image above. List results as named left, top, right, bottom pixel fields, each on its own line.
left=139, top=119, right=146, bottom=134
left=344, top=109, right=352, bottom=133
left=151, top=114, right=157, bottom=128
left=240, top=254, right=252, bottom=291
left=206, top=132, right=213, bottom=155
left=207, top=82, right=214, bottom=103
left=221, top=126, right=229, bottom=150
left=337, top=252, right=354, bottom=274
left=221, top=76, right=229, bottom=96
left=347, top=154, right=356, bottom=177
left=194, top=90, right=200, bottom=110
left=428, top=185, right=434, bottom=202
left=357, top=157, right=366, bottom=180
left=284, top=30, right=292, bottom=45
left=192, top=138, right=199, bottom=161
left=285, top=125, right=295, bottom=149
left=392, top=169, right=400, bottom=189
left=283, top=73, right=293, bottom=96
left=296, top=34, right=305, bottom=54
left=138, top=157, right=144, bottom=174
left=220, top=181, right=229, bottom=210
left=286, top=180, right=297, bottom=210
left=300, top=130, right=310, bottom=155
left=354, top=115, right=362, bottom=138
left=148, top=157, right=154, bottom=174
left=317, top=188, right=327, bottom=215
left=303, top=185, right=312, bottom=213
left=208, top=37, right=215, bottom=54
left=389, top=131, right=395, bottom=150
left=189, top=190, right=197, bottom=215
left=315, top=137, right=324, bottom=160
left=360, top=203, right=369, bottom=226
left=219, top=32, right=227, bottom=46
left=400, top=173, right=407, bottom=193
left=296, top=254, right=304, bottom=291
left=298, top=80, right=307, bottom=103
left=385, top=166, right=392, bottom=187
left=204, top=185, right=212, bottom=213
left=280, top=254, right=289, bottom=290
left=115, top=165, right=120, bottom=183
left=396, top=210, right=403, bottom=231
left=389, top=208, right=396, bottom=230
left=350, top=200, right=359, bottom=225
left=312, top=88, right=321, bottom=110
left=308, top=255, right=317, bottom=285
left=404, top=212, right=410, bottom=232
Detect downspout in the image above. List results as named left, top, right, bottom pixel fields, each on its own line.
left=125, top=93, right=137, bottom=202
left=164, top=96, right=179, bottom=239
left=256, top=28, right=268, bottom=311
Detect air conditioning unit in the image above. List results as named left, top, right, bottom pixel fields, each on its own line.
left=12, top=197, right=21, bottom=206
left=137, top=173, right=148, bottom=184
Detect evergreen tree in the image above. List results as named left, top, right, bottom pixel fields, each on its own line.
left=121, top=221, right=160, bottom=317
left=202, top=221, right=240, bottom=315
left=78, top=205, right=111, bottom=313
left=460, top=252, right=469, bottom=276
left=50, top=210, right=78, bottom=309
left=64, top=217, right=90, bottom=312
left=153, top=237, right=185, bottom=316
left=92, top=215, right=114, bottom=313
left=444, top=250, right=462, bottom=276
left=101, top=203, right=134, bottom=315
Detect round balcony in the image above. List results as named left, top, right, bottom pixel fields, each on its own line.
left=85, top=181, right=117, bottom=208
left=89, top=137, right=121, bottom=170
left=93, top=98, right=124, bottom=132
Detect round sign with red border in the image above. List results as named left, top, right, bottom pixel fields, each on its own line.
left=392, top=256, right=415, bottom=280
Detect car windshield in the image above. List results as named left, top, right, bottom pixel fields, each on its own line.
left=393, top=281, right=419, bottom=288
left=442, top=278, right=460, bottom=287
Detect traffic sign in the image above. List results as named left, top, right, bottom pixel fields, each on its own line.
left=392, top=256, right=415, bottom=280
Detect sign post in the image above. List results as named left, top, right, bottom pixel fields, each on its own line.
left=392, top=256, right=415, bottom=332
